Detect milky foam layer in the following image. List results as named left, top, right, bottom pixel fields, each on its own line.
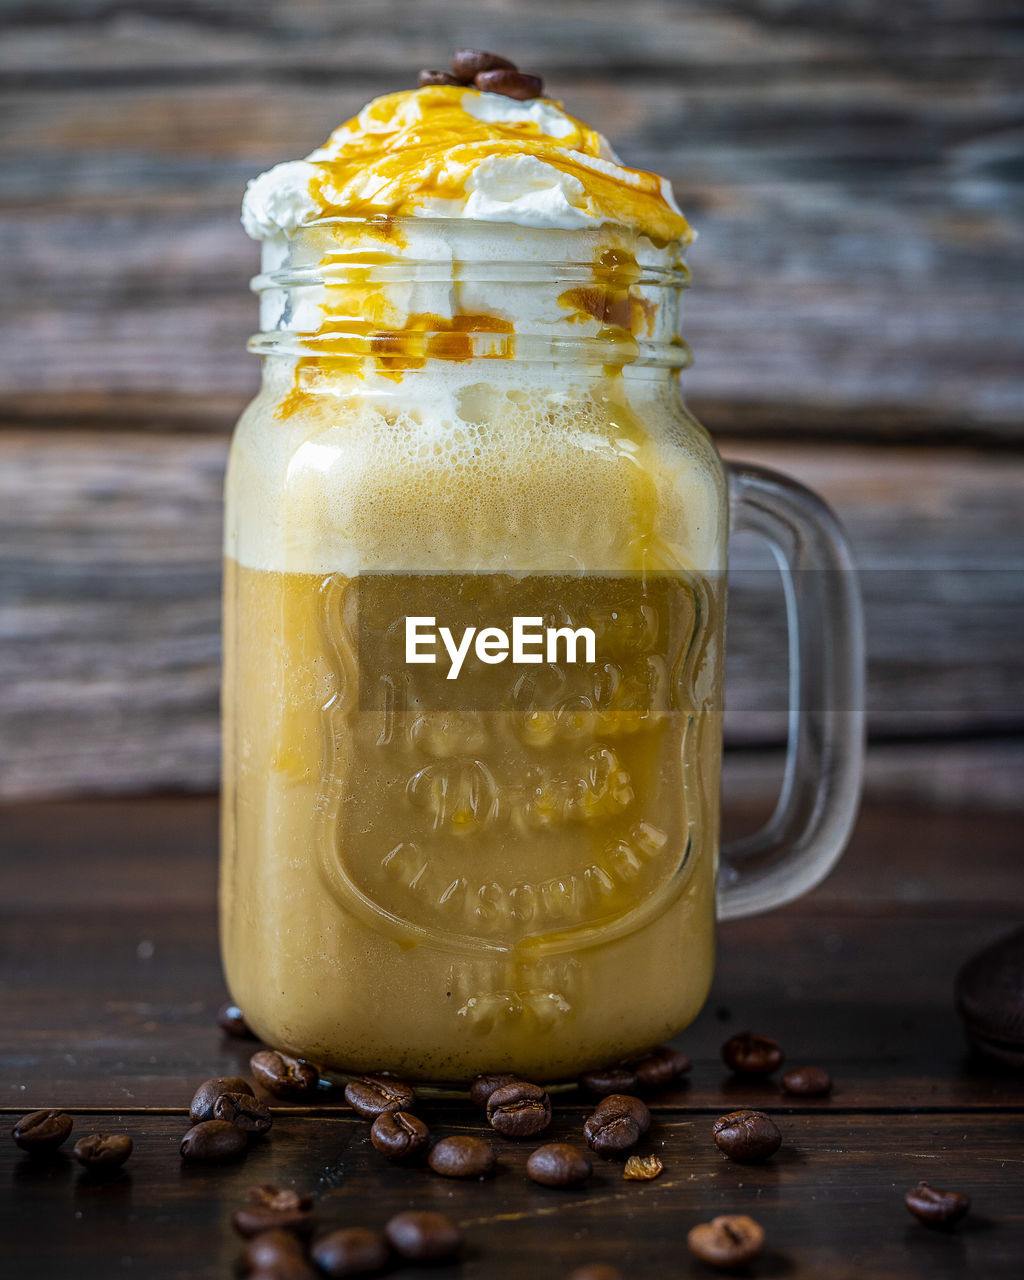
left=225, top=364, right=724, bottom=579
left=242, top=86, right=690, bottom=245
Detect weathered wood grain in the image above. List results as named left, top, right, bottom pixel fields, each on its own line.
left=1, top=1, right=1022, bottom=438
left=2, top=430, right=1021, bottom=798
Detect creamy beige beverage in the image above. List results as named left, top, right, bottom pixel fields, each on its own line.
left=222, top=81, right=728, bottom=1081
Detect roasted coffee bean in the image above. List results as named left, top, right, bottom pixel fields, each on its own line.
left=243, top=1229, right=307, bottom=1272
left=250, top=1051, right=319, bottom=1100
left=905, top=1181, right=971, bottom=1228
left=418, top=69, right=466, bottom=87
left=687, top=1214, right=765, bottom=1269
left=246, top=1184, right=314, bottom=1212
left=712, top=1109, right=782, bottom=1164
left=73, top=1132, right=133, bottom=1171
left=721, top=1030, right=784, bottom=1076
left=474, top=69, right=544, bottom=100
left=526, top=1142, right=592, bottom=1188
left=469, top=1072, right=520, bottom=1109
left=179, top=1119, right=248, bottom=1163
left=234, top=1203, right=315, bottom=1239
left=344, top=1074, right=415, bottom=1119
left=451, top=48, right=517, bottom=80
left=782, top=1065, right=832, bottom=1097
left=190, top=1075, right=254, bottom=1123
left=428, top=1134, right=496, bottom=1179
left=213, top=1091, right=273, bottom=1134
left=486, top=1081, right=552, bottom=1138
left=384, top=1210, right=463, bottom=1262
left=567, top=1267, right=622, bottom=1280
left=217, top=1000, right=255, bottom=1039
left=245, top=1258, right=316, bottom=1280
left=11, top=1109, right=73, bottom=1154
left=312, top=1226, right=390, bottom=1277
left=583, top=1094, right=649, bottom=1159
left=370, top=1110, right=429, bottom=1161
left=955, top=925, right=1024, bottom=1067
left=593, top=1093, right=651, bottom=1135
left=632, top=1045, right=691, bottom=1091
left=578, top=1065, right=638, bottom=1097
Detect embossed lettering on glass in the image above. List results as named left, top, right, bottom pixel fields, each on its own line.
left=221, top=85, right=864, bottom=1084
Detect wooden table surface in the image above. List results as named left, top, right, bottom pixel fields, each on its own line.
left=2, top=795, right=1023, bottom=1278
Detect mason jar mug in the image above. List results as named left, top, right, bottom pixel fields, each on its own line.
left=220, top=217, right=864, bottom=1084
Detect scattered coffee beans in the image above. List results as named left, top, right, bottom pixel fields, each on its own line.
left=189, top=1076, right=254, bottom=1123
left=578, top=1065, right=638, bottom=1098
left=384, top=1210, right=463, bottom=1262
left=632, top=1045, right=691, bottom=1091
left=370, top=1109, right=429, bottom=1161
left=526, top=1142, right=592, bottom=1188
left=782, top=1065, right=832, bottom=1097
left=312, top=1226, right=390, bottom=1277
left=583, top=1094, right=650, bottom=1159
left=418, top=69, right=465, bottom=87
left=189, top=1076, right=254, bottom=1124
left=213, top=1091, right=272, bottom=1134
left=246, top=1185, right=314, bottom=1212
left=451, top=49, right=517, bottom=80
left=955, top=925, right=1024, bottom=1068
left=712, top=1109, right=782, bottom=1164
left=469, top=1072, right=520, bottom=1108
left=475, top=68, right=544, bottom=99
left=11, top=1109, right=73, bottom=1155
left=428, top=1134, right=496, bottom=1179
left=687, top=1214, right=765, bottom=1270
left=722, top=1031, right=784, bottom=1076
left=567, top=1267, right=622, bottom=1280
left=486, top=1081, right=552, bottom=1138
left=73, top=1132, right=133, bottom=1171
left=179, top=1119, right=248, bottom=1163
left=217, top=1000, right=255, bottom=1039
left=242, top=1229, right=307, bottom=1273
left=622, top=1153, right=663, bottom=1181
left=905, top=1181, right=971, bottom=1228
left=233, top=1201, right=316, bottom=1239
left=250, top=1051, right=319, bottom=1100
left=344, top=1074, right=416, bottom=1119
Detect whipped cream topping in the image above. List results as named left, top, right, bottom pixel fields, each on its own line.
left=241, top=86, right=690, bottom=245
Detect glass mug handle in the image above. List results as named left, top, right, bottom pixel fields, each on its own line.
left=718, top=462, right=866, bottom=920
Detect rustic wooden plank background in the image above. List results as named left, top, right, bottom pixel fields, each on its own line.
left=0, top=0, right=1022, bottom=801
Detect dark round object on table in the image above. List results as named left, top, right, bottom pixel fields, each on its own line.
left=721, top=1031, right=784, bottom=1076
left=189, top=1076, right=254, bottom=1124
left=955, top=925, right=1024, bottom=1068
left=312, top=1226, right=390, bottom=1276
left=384, top=1210, right=463, bottom=1262
left=73, top=1132, right=133, bottom=1171
left=344, top=1074, right=416, bottom=1120
left=905, top=1181, right=971, bottom=1229
left=469, top=1072, right=520, bottom=1108
left=486, top=1081, right=552, bottom=1138
left=526, top=1142, right=592, bottom=1188
left=180, top=1119, right=248, bottom=1163
left=11, top=1109, right=73, bottom=1155
left=250, top=1050, right=319, bottom=1100
left=428, top=1134, right=496, bottom=1179
left=782, top=1065, right=832, bottom=1097
left=712, top=1109, right=782, bottom=1164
